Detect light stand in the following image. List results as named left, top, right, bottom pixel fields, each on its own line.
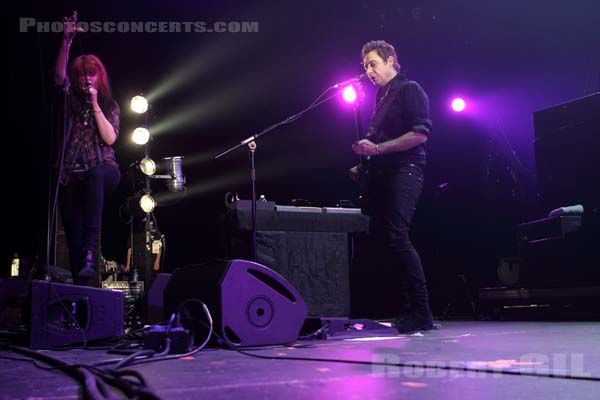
left=128, top=96, right=185, bottom=287
left=140, top=112, right=152, bottom=284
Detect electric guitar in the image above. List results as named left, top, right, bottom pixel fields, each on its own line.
left=355, top=126, right=378, bottom=210
left=353, top=79, right=409, bottom=209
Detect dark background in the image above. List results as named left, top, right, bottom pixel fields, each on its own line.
left=8, top=0, right=600, bottom=313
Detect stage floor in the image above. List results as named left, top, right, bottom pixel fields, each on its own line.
left=2, top=321, right=599, bottom=399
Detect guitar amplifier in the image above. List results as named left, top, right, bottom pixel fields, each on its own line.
left=533, top=92, right=600, bottom=211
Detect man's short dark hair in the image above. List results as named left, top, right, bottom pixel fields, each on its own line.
left=361, top=40, right=401, bottom=72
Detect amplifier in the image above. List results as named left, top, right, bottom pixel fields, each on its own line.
left=533, top=93, right=600, bottom=210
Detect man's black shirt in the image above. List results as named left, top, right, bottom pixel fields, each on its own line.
left=369, top=73, right=432, bottom=170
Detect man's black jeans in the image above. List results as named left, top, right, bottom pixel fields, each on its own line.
left=366, top=163, right=432, bottom=318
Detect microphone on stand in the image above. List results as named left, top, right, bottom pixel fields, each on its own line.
left=329, top=73, right=366, bottom=89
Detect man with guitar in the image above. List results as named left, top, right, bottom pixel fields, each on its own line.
left=352, top=40, right=435, bottom=333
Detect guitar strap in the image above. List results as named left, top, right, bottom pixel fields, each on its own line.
left=357, top=79, right=408, bottom=205
left=365, top=79, right=409, bottom=141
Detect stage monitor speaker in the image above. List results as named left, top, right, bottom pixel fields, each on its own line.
left=28, top=280, right=124, bottom=348
left=163, top=259, right=307, bottom=347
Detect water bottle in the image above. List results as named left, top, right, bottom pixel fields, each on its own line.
left=10, top=253, right=19, bottom=277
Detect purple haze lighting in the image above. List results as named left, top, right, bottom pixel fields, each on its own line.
left=451, top=98, right=466, bottom=112
left=342, top=85, right=358, bottom=104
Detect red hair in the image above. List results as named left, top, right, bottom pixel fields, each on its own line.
left=68, top=54, right=113, bottom=100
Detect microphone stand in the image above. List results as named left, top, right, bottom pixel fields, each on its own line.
left=248, top=141, right=257, bottom=261
left=214, top=78, right=360, bottom=262
left=353, top=91, right=364, bottom=209
left=354, top=87, right=363, bottom=142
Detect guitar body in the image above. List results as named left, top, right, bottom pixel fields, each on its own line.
left=356, top=126, right=377, bottom=212
left=352, top=79, right=407, bottom=212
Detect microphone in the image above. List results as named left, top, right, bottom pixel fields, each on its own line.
left=84, top=81, right=93, bottom=102
left=83, top=81, right=92, bottom=101
left=330, top=74, right=365, bottom=89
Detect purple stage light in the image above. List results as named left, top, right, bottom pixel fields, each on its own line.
left=451, top=98, right=466, bottom=112
left=342, top=85, right=358, bottom=104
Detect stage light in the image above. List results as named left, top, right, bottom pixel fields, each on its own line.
left=136, top=156, right=186, bottom=192
left=162, top=156, right=186, bottom=192
left=127, top=159, right=155, bottom=182
left=130, top=95, right=149, bottom=114
left=451, top=98, right=466, bottom=112
left=139, top=157, right=156, bottom=176
left=342, top=85, right=358, bottom=104
left=132, top=127, right=150, bottom=145
left=139, top=194, right=156, bottom=213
